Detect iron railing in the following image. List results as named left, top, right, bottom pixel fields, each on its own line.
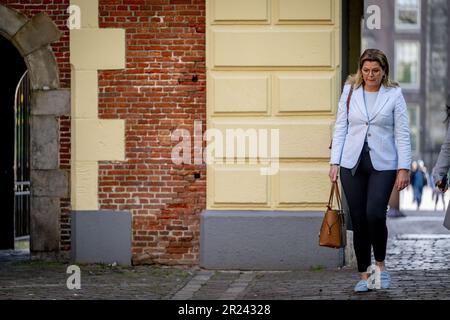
left=14, top=70, right=30, bottom=238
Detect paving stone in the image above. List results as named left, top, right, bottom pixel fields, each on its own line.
left=2, top=211, right=450, bottom=300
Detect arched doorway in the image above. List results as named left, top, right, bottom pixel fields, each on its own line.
left=0, top=35, right=28, bottom=250
left=0, top=5, right=69, bottom=258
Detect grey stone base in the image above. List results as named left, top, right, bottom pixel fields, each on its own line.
left=200, top=210, right=344, bottom=270
left=71, top=211, right=132, bottom=266
left=344, top=230, right=357, bottom=269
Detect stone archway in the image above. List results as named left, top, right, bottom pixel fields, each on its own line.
left=0, top=5, right=69, bottom=255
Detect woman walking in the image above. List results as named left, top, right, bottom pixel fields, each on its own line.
left=329, top=49, right=412, bottom=292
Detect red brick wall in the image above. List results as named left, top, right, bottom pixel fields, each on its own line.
left=98, top=0, right=206, bottom=265
left=2, top=0, right=71, bottom=251
left=2, top=0, right=71, bottom=88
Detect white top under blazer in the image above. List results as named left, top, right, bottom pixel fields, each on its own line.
left=330, top=84, right=412, bottom=171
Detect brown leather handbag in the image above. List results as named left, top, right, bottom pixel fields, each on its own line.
left=319, top=182, right=347, bottom=249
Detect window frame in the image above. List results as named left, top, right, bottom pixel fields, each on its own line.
left=395, top=0, right=421, bottom=31
left=394, top=40, right=421, bottom=90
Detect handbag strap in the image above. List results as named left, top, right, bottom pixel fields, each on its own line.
left=346, top=86, right=353, bottom=113
left=334, top=182, right=342, bottom=211
left=327, top=182, right=335, bottom=208
left=327, top=182, right=342, bottom=211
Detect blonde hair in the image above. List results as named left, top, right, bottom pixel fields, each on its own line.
left=346, top=48, right=399, bottom=89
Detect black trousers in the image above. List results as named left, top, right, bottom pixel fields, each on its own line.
left=340, top=148, right=397, bottom=273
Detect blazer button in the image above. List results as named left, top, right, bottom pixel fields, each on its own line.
left=365, top=122, right=369, bottom=125
left=368, top=133, right=372, bottom=137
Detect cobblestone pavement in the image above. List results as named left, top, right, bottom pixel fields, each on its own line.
left=0, top=259, right=196, bottom=300
left=1, top=211, right=450, bottom=300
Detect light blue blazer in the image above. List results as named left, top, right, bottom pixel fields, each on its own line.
left=330, top=84, right=412, bottom=171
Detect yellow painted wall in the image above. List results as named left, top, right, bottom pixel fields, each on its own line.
left=206, top=0, right=341, bottom=211
left=70, top=0, right=125, bottom=210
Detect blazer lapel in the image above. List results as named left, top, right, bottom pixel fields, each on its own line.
left=368, top=85, right=390, bottom=121
left=352, top=86, right=368, bottom=120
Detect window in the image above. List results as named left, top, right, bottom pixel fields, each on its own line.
left=395, top=41, right=420, bottom=89
left=408, top=104, right=420, bottom=155
left=395, top=0, right=421, bottom=31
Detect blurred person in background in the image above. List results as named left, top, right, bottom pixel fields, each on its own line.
left=410, top=160, right=427, bottom=210
left=432, top=105, right=450, bottom=229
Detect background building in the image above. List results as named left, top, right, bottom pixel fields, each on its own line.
left=362, top=0, right=450, bottom=170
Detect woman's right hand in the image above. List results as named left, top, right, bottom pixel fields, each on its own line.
left=436, top=180, right=448, bottom=192
left=329, top=165, right=339, bottom=183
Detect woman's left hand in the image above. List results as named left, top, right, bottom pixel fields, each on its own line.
left=396, top=169, right=410, bottom=191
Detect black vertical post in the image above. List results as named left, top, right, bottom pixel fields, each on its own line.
left=342, top=0, right=349, bottom=90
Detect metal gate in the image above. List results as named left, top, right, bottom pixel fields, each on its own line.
left=14, top=70, right=31, bottom=238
